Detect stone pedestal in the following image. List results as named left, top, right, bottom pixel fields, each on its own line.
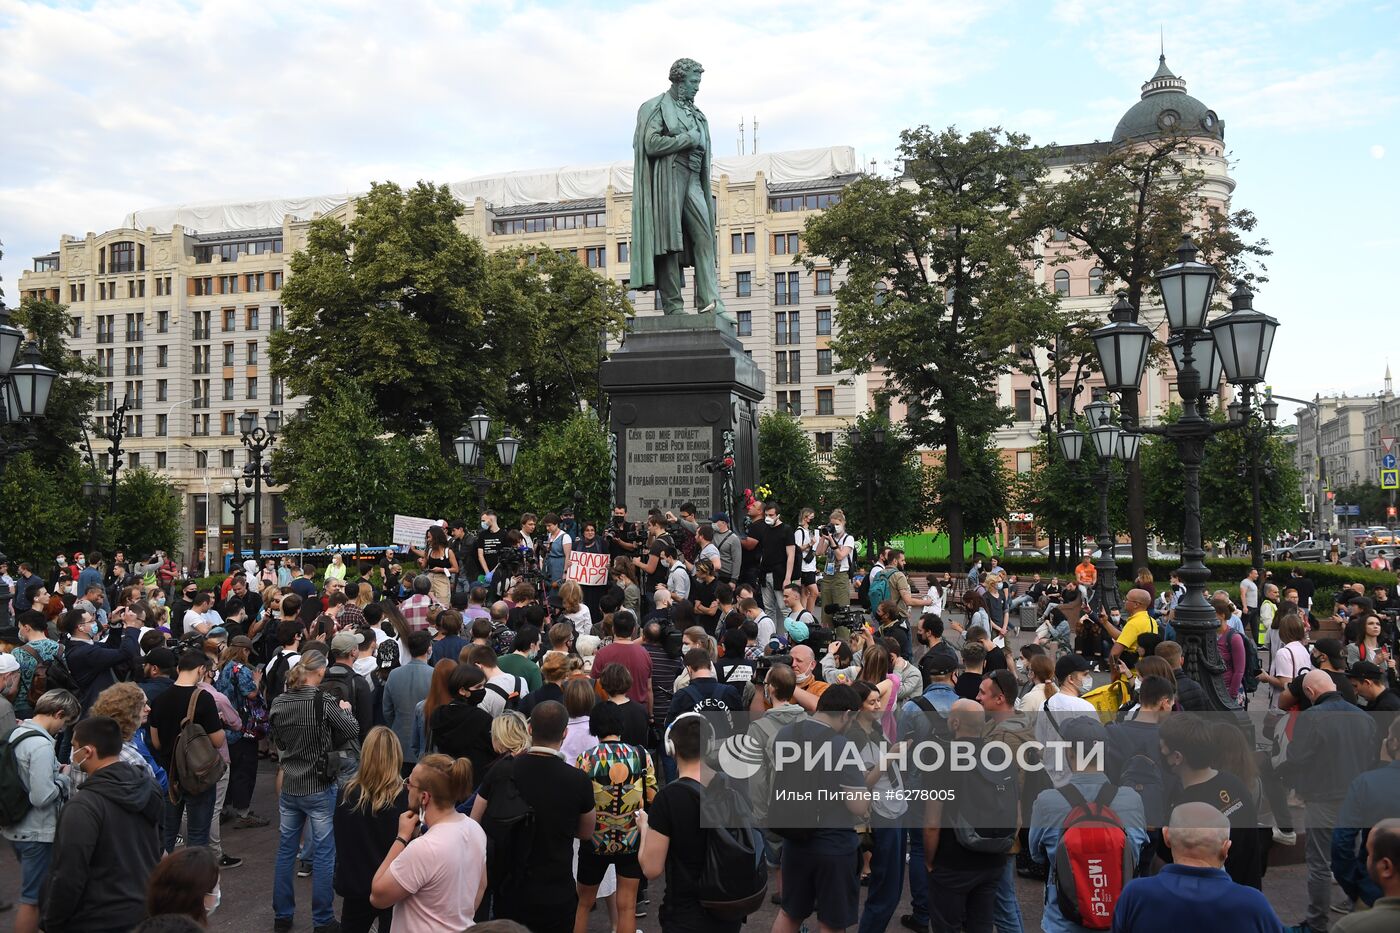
left=600, top=315, right=765, bottom=520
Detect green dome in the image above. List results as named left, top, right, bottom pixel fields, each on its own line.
left=1112, top=56, right=1223, bottom=145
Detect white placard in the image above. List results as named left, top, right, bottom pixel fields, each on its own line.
left=565, top=550, right=611, bottom=586
left=392, top=514, right=444, bottom=548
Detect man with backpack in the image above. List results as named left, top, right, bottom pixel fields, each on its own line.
left=923, top=699, right=1018, bottom=933
left=11, top=611, right=64, bottom=720
left=1, top=688, right=79, bottom=933
left=1029, top=713, right=1149, bottom=933
left=263, top=620, right=305, bottom=708
left=147, top=650, right=227, bottom=852
left=638, top=711, right=763, bottom=933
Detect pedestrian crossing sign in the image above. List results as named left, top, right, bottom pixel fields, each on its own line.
left=1383, top=468, right=1399, bottom=490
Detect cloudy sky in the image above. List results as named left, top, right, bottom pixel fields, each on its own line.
left=1, top=0, right=1396, bottom=422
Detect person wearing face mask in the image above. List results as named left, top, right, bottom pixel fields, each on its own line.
left=1033, top=653, right=1098, bottom=789
left=41, top=715, right=162, bottom=933
left=59, top=606, right=140, bottom=710
left=814, top=509, right=856, bottom=627
left=144, top=846, right=222, bottom=928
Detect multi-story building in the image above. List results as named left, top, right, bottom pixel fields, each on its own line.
left=1290, top=370, right=1397, bottom=528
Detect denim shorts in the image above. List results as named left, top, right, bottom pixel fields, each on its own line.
left=12, top=839, right=53, bottom=905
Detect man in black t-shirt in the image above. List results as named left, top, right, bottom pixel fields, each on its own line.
left=475, top=701, right=595, bottom=933
left=147, top=650, right=227, bottom=851
left=757, top=504, right=796, bottom=615
left=637, top=712, right=744, bottom=933
left=475, top=511, right=505, bottom=575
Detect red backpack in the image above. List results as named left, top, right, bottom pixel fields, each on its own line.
left=1054, top=782, right=1132, bottom=930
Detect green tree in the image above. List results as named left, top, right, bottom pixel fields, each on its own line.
left=929, top=430, right=1012, bottom=544
left=825, top=412, right=929, bottom=557
left=757, top=410, right=825, bottom=520
left=800, top=127, right=1061, bottom=571
left=105, top=468, right=182, bottom=558
left=1020, top=136, right=1271, bottom=566
left=501, top=411, right=613, bottom=524
left=270, top=181, right=490, bottom=455
left=481, top=248, right=631, bottom=433
left=0, top=451, right=85, bottom=564
left=11, top=295, right=101, bottom=464
left=1139, top=406, right=1302, bottom=547
left=1331, top=482, right=1392, bottom=525
left=271, top=384, right=413, bottom=547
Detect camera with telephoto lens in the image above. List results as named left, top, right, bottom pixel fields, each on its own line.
left=820, top=523, right=838, bottom=537
left=753, top=653, right=792, bottom=685
left=606, top=515, right=642, bottom=541
left=830, top=605, right=868, bottom=631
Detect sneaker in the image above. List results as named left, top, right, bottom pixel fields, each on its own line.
left=1333, top=897, right=1355, bottom=914
left=235, top=811, right=270, bottom=829
left=274, top=919, right=293, bottom=933
left=296, top=859, right=313, bottom=877
left=1272, top=828, right=1298, bottom=846
left=219, top=855, right=243, bottom=869
left=900, top=914, right=930, bottom=933
left=635, top=904, right=647, bottom=918
left=312, top=922, right=341, bottom=933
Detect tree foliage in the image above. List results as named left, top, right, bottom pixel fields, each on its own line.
left=825, top=412, right=930, bottom=550
left=501, top=411, right=613, bottom=525
left=800, top=126, right=1061, bottom=570
left=11, top=296, right=101, bottom=463
left=757, top=411, right=826, bottom=520
left=0, top=451, right=85, bottom=565
left=1011, top=418, right=1128, bottom=541
left=929, top=430, right=1012, bottom=542
left=1139, top=406, right=1304, bottom=546
left=106, top=468, right=183, bottom=559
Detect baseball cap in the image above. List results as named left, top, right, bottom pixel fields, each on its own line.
left=376, top=640, right=400, bottom=670
left=229, top=635, right=254, bottom=650
left=1347, top=660, right=1385, bottom=683
left=208, top=626, right=228, bottom=638
left=709, top=512, right=729, bottom=524
left=0, top=625, right=20, bottom=644
left=921, top=650, right=959, bottom=676
left=0, top=653, right=19, bottom=675
left=143, top=647, right=178, bottom=670
left=1312, top=638, right=1345, bottom=667
left=331, top=631, right=364, bottom=655
left=1056, top=712, right=1109, bottom=746
left=1055, top=653, right=1092, bottom=683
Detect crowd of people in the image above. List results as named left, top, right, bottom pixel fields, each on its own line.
left=2, top=505, right=1399, bottom=933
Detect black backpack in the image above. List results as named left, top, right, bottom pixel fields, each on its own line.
left=681, top=775, right=767, bottom=921
left=19, top=644, right=78, bottom=706
left=485, top=675, right=524, bottom=712
left=949, top=743, right=1019, bottom=854
left=1230, top=629, right=1262, bottom=695
left=0, top=727, right=49, bottom=827
left=481, top=768, right=536, bottom=900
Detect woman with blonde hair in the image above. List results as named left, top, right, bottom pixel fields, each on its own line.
left=90, top=681, right=164, bottom=789
left=559, top=580, right=592, bottom=636
left=1015, top=654, right=1057, bottom=712
left=335, top=727, right=409, bottom=933
left=491, top=709, right=530, bottom=758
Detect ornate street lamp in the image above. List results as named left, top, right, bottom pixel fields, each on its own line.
left=1155, top=236, right=1218, bottom=333
left=1210, top=282, right=1279, bottom=387
left=454, top=405, right=521, bottom=511
left=1090, top=295, right=1154, bottom=394
left=238, top=411, right=279, bottom=565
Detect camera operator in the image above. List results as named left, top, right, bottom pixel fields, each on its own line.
left=631, top=514, right=674, bottom=614
left=605, top=504, right=642, bottom=560
left=814, top=509, right=856, bottom=626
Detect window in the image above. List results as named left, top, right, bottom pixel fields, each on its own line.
left=195, top=449, right=208, bottom=467
left=731, top=232, right=756, bottom=254
left=270, top=271, right=284, bottom=290
left=247, top=272, right=265, bottom=292
left=617, top=242, right=630, bottom=263
left=817, top=349, right=832, bottom=375
left=1051, top=228, right=1069, bottom=242
left=774, top=272, right=800, bottom=305
left=157, top=309, right=169, bottom=333
left=124, top=313, right=143, bottom=342
left=223, top=343, right=235, bottom=366
left=815, top=431, right=833, bottom=454
left=773, top=233, right=799, bottom=255
left=108, top=241, right=136, bottom=274
left=193, top=238, right=282, bottom=263
left=33, top=255, right=59, bottom=272
left=735, top=271, right=752, bottom=297
left=157, top=345, right=168, bottom=368
left=246, top=377, right=258, bottom=400
left=156, top=451, right=167, bottom=469
left=222, top=308, right=236, bottom=331
left=221, top=412, right=235, bottom=435
left=816, top=388, right=834, bottom=415
left=1053, top=270, right=1070, bottom=296
left=1089, top=267, right=1104, bottom=294
left=769, top=192, right=840, bottom=212
left=246, top=307, right=259, bottom=329
left=156, top=414, right=168, bottom=437
left=776, top=351, right=788, bottom=384
left=155, top=276, right=172, bottom=296
left=776, top=390, right=801, bottom=415
left=69, top=316, right=81, bottom=338
left=193, top=277, right=213, bottom=296
left=271, top=377, right=285, bottom=405
left=775, top=311, right=788, bottom=346
left=270, top=306, right=283, bottom=332
left=96, top=315, right=115, bottom=343
left=96, top=349, right=113, bottom=377
left=737, top=310, right=752, bottom=336
left=156, top=379, right=167, bottom=401
left=193, top=310, right=211, bottom=340
left=125, top=347, right=143, bottom=375
left=221, top=449, right=235, bottom=468
left=223, top=378, right=235, bottom=401
left=789, top=350, right=801, bottom=382
left=584, top=247, right=606, bottom=269
left=70, top=283, right=85, bottom=302
left=815, top=269, right=832, bottom=296
left=786, top=311, right=800, bottom=344
left=1014, top=388, right=1032, bottom=421
left=246, top=341, right=259, bottom=365
left=817, top=307, right=832, bottom=336
left=128, top=451, right=140, bottom=468
left=192, top=415, right=209, bottom=438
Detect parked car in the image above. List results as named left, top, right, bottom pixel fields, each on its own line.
left=1264, top=539, right=1329, bottom=562
left=1090, top=544, right=1178, bottom=562
left=1002, top=547, right=1047, bottom=559
left=1353, top=544, right=1397, bottom=568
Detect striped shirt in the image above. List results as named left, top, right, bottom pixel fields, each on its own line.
left=269, top=686, right=360, bottom=797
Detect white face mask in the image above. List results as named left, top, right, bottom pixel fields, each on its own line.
left=205, top=885, right=221, bottom=916
left=764, top=516, right=775, bottom=525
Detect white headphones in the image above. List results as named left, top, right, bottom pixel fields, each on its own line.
left=664, top=710, right=713, bottom=757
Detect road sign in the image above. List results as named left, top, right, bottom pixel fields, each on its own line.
left=1383, top=469, right=1399, bottom=491
left=1335, top=504, right=1362, bottom=516
left=1384, top=436, right=1396, bottom=453
left=1384, top=453, right=1397, bottom=470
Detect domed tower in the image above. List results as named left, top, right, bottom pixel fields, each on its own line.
left=1113, top=54, right=1224, bottom=148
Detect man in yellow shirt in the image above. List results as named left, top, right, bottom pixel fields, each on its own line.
left=1110, top=588, right=1159, bottom=662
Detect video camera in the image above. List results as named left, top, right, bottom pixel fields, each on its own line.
left=829, top=605, right=868, bottom=631
left=605, top=514, right=643, bottom=542
left=753, top=653, right=792, bottom=685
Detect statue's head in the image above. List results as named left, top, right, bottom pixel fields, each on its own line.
left=668, top=58, right=704, bottom=101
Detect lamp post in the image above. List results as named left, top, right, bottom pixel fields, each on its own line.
left=238, top=410, right=280, bottom=567
left=81, top=479, right=111, bottom=554
left=220, top=482, right=254, bottom=570
left=0, top=309, right=59, bottom=471
left=849, top=424, right=886, bottom=562
left=1235, top=385, right=1279, bottom=578
left=453, top=404, right=521, bottom=511
left=95, top=389, right=135, bottom=514
left=1090, top=237, right=1278, bottom=710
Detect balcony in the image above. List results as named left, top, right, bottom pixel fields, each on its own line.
left=96, top=400, right=114, bottom=412
left=192, top=364, right=210, bottom=375
left=128, top=398, right=144, bottom=411
left=193, top=327, right=210, bottom=341
left=125, top=329, right=144, bottom=342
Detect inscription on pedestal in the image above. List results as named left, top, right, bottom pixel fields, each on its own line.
left=625, top=427, right=713, bottom=515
